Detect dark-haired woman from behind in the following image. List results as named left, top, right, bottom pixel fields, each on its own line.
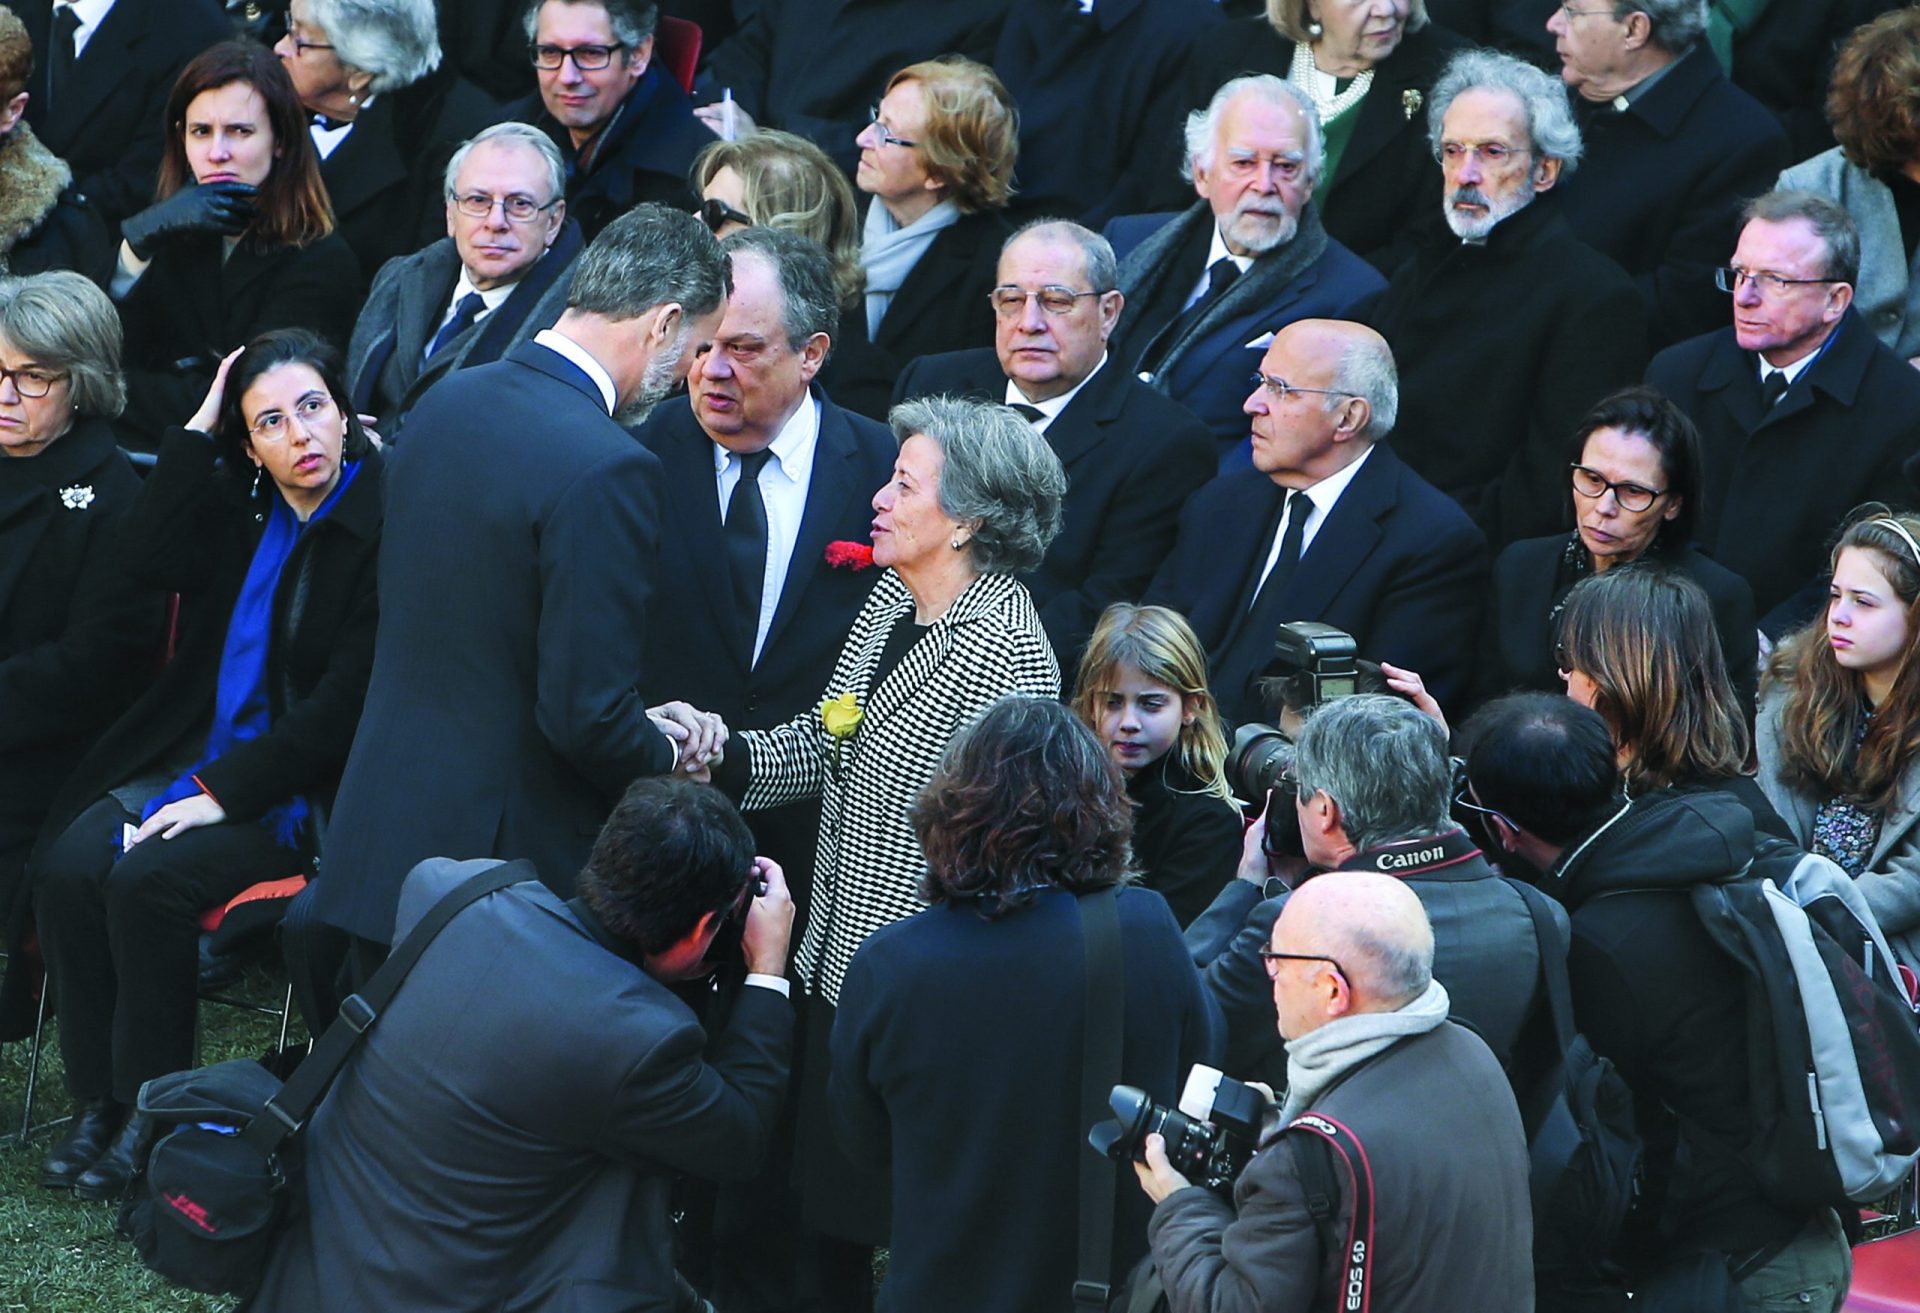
left=1478, top=386, right=1757, bottom=714
left=830, top=695, right=1218, bottom=1313
left=110, top=41, right=360, bottom=451
left=1555, top=566, right=1788, bottom=838
left=30, top=328, right=382, bottom=1203
left=1758, top=508, right=1920, bottom=973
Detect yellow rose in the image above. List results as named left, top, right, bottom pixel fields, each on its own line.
left=821, top=692, right=864, bottom=740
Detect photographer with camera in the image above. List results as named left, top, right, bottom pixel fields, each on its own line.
left=1134, top=871, right=1535, bottom=1309
left=245, top=777, right=796, bottom=1313
left=1185, top=693, right=1559, bottom=1088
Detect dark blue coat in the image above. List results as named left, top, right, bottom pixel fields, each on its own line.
left=1146, top=442, right=1487, bottom=724
left=316, top=342, right=679, bottom=944
left=831, top=886, right=1219, bottom=1313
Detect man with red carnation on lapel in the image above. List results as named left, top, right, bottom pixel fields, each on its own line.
left=631, top=226, right=894, bottom=911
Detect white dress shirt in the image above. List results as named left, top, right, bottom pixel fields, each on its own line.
left=1004, top=353, right=1107, bottom=435
left=1250, top=445, right=1376, bottom=601
left=715, top=394, right=821, bottom=665
left=532, top=328, right=618, bottom=414
left=307, top=96, right=374, bottom=161
left=54, top=0, right=113, bottom=58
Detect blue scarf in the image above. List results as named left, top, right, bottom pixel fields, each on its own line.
left=143, top=460, right=363, bottom=849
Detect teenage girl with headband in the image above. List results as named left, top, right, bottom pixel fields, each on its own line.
left=1758, top=505, right=1920, bottom=972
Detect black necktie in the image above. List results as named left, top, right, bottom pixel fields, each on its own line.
left=1759, top=369, right=1790, bottom=408
left=723, top=448, right=774, bottom=659
left=1008, top=402, right=1044, bottom=423
left=1248, top=491, right=1309, bottom=617
left=424, top=292, right=486, bottom=363
left=1141, top=257, right=1240, bottom=376
left=44, top=5, right=80, bottom=117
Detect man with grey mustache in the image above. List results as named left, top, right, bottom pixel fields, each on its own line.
left=1105, top=74, right=1385, bottom=467
left=1368, top=48, right=1648, bottom=547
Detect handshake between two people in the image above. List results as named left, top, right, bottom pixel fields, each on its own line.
left=648, top=701, right=730, bottom=782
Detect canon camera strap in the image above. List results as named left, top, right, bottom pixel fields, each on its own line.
left=1344, top=827, right=1481, bottom=878
left=1286, top=1112, right=1378, bottom=1313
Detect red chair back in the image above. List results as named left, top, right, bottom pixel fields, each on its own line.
left=655, top=14, right=701, bottom=94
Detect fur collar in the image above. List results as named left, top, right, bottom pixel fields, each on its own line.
left=0, top=124, right=70, bottom=261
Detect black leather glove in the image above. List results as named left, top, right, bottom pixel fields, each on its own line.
left=121, top=181, right=258, bottom=259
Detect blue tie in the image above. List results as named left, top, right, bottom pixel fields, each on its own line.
left=424, top=292, right=486, bottom=363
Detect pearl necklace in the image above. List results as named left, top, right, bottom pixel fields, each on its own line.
left=1290, top=39, right=1374, bottom=121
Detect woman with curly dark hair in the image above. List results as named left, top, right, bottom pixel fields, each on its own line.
left=829, top=694, right=1218, bottom=1313
left=1780, top=7, right=1920, bottom=365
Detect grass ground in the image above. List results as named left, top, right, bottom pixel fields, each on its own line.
left=0, top=960, right=302, bottom=1313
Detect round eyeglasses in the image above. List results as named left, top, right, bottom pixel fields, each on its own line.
left=248, top=392, right=338, bottom=443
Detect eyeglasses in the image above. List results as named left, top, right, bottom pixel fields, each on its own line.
left=1453, top=783, right=1518, bottom=834
left=1714, top=266, right=1842, bottom=296
left=1258, top=949, right=1347, bottom=980
left=1440, top=141, right=1529, bottom=166
left=530, top=42, right=626, bottom=70
left=1249, top=372, right=1358, bottom=402
left=0, top=365, right=67, bottom=398
left=288, top=35, right=335, bottom=56
left=247, top=391, right=338, bottom=442
left=1570, top=463, right=1666, bottom=512
left=989, top=286, right=1104, bottom=318
left=699, top=197, right=753, bottom=233
left=449, top=192, right=559, bottom=223
left=866, top=106, right=918, bottom=150
left=1556, top=2, right=1615, bottom=17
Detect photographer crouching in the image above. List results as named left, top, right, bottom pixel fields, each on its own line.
left=244, top=777, right=795, bottom=1312
left=1132, top=872, right=1535, bottom=1308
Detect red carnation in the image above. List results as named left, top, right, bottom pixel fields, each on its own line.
left=825, top=540, right=875, bottom=571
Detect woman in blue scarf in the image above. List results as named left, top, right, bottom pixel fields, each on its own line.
left=31, top=329, right=383, bottom=1201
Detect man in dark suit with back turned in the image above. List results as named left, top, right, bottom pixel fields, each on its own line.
left=1649, top=190, right=1920, bottom=638
left=1106, top=74, right=1384, bottom=466
left=16, top=0, right=229, bottom=225
left=1147, top=318, right=1486, bottom=725
left=311, top=205, right=731, bottom=978
left=346, top=123, right=584, bottom=444
left=250, top=778, right=797, bottom=1313
left=896, top=219, right=1215, bottom=665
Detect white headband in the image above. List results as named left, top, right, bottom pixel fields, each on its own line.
left=1871, top=518, right=1920, bottom=567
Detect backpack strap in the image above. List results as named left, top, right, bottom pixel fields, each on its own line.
left=1075, top=888, right=1125, bottom=1313
left=241, top=858, right=535, bottom=1154
left=1512, top=878, right=1578, bottom=1062
left=1285, top=1112, right=1377, bottom=1313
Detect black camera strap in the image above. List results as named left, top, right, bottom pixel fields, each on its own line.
left=1075, top=888, right=1125, bottom=1313
left=241, top=858, right=535, bottom=1155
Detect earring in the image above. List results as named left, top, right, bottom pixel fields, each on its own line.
left=1307, top=19, right=1323, bottom=35
left=949, top=535, right=963, bottom=551
left=250, top=465, right=264, bottom=497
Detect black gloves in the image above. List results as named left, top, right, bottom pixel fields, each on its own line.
left=121, top=181, right=258, bottom=259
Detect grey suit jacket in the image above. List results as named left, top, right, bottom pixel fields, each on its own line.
left=248, top=857, right=794, bottom=1312
left=1781, top=148, right=1920, bottom=361
left=1756, top=685, right=1920, bottom=971
left=344, top=221, right=583, bottom=442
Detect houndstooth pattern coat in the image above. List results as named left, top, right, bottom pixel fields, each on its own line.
left=742, top=568, right=1059, bottom=1003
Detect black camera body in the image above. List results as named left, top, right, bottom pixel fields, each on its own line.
left=1226, top=623, right=1361, bottom=856
left=1089, top=1066, right=1278, bottom=1198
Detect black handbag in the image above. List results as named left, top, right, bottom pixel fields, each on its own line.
left=115, top=860, right=534, bottom=1296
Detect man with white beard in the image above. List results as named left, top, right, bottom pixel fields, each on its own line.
left=1368, top=49, right=1648, bottom=547
left=301, top=205, right=732, bottom=1004
left=1106, top=75, right=1385, bottom=467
